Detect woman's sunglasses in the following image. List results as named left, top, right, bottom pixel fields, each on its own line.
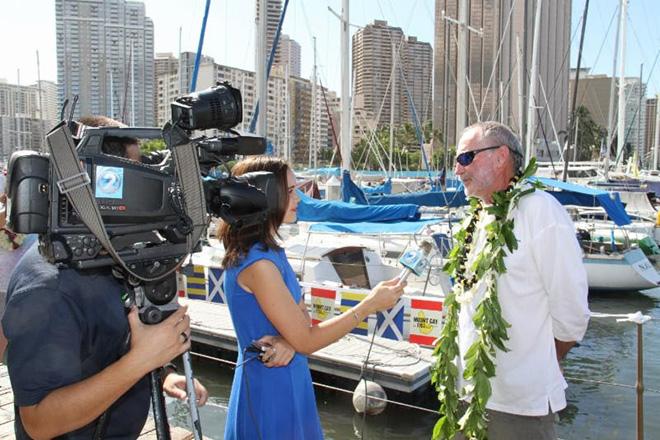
left=456, top=144, right=503, bottom=167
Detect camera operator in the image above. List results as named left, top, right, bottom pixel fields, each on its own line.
left=2, top=115, right=208, bottom=438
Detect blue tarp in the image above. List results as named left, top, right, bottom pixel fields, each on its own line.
left=296, top=190, right=420, bottom=223
left=367, top=190, right=467, bottom=208
left=532, top=177, right=632, bottom=226
left=308, top=218, right=443, bottom=234
left=341, top=170, right=369, bottom=204
left=362, top=178, right=392, bottom=195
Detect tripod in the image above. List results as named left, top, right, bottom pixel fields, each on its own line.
left=149, top=351, right=202, bottom=440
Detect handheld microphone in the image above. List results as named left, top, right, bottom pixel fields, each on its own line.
left=398, top=240, right=433, bottom=283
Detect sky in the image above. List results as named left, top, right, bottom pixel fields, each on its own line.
left=1, top=0, right=659, bottom=99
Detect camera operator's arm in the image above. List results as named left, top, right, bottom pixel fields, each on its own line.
left=238, top=260, right=405, bottom=355
left=18, top=306, right=191, bottom=440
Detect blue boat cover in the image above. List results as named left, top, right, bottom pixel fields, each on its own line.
left=341, top=170, right=369, bottom=204
left=367, top=190, right=467, bottom=208
left=532, top=177, right=631, bottom=226
left=296, top=190, right=420, bottom=222
left=308, top=218, right=443, bottom=234
left=362, top=178, right=392, bottom=195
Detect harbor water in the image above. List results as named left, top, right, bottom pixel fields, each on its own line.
left=168, top=288, right=660, bottom=439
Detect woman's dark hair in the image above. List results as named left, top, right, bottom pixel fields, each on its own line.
left=219, top=156, right=291, bottom=268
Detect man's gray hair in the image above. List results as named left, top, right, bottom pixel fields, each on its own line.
left=463, top=121, right=524, bottom=173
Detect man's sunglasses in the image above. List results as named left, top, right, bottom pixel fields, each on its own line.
left=456, top=145, right=504, bottom=167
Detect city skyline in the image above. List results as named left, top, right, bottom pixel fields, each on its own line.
left=4, top=0, right=659, bottom=101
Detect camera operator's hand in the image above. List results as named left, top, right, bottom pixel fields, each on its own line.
left=126, top=305, right=191, bottom=374
left=163, top=373, right=208, bottom=406
left=255, top=335, right=295, bottom=367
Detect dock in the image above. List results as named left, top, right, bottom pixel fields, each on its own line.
left=187, top=299, right=435, bottom=393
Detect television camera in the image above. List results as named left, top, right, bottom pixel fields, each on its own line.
left=6, top=82, right=278, bottom=439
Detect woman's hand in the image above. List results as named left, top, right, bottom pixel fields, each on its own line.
left=163, top=372, right=208, bottom=406
left=255, top=335, right=296, bottom=368
left=364, top=277, right=406, bottom=314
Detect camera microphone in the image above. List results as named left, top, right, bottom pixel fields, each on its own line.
left=398, top=240, right=433, bottom=283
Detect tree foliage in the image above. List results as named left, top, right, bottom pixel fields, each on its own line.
left=573, top=105, right=606, bottom=161
left=351, top=121, right=446, bottom=171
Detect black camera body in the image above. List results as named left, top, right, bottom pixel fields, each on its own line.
left=8, top=127, right=184, bottom=272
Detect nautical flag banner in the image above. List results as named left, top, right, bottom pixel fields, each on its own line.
left=375, top=298, right=405, bottom=341
left=176, top=270, right=186, bottom=298
left=185, top=264, right=207, bottom=300
left=339, top=289, right=370, bottom=336
left=409, top=297, right=443, bottom=346
left=207, top=267, right=226, bottom=304
left=310, top=287, right=337, bottom=325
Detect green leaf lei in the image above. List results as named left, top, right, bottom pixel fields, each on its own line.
left=431, top=158, right=542, bottom=440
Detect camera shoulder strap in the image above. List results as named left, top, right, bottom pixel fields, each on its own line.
left=45, top=122, right=208, bottom=282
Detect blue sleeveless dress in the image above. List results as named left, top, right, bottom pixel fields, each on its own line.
left=223, top=243, right=324, bottom=440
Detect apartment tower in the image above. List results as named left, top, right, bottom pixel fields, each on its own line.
left=55, top=0, right=155, bottom=125
left=352, top=20, right=433, bottom=132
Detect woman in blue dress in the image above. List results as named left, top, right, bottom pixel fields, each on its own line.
left=220, top=156, right=405, bottom=440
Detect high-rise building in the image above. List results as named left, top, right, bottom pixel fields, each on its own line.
left=279, top=34, right=302, bottom=77
left=55, top=0, right=155, bottom=125
left=0, top=79, right=58, bottom=162
left=433, top=0, right=571, bottom=149
left=352, top=20, right=432, bottom=135
left=569, top=70, right=648, bottom=162
left=255, top=0, right=302, bottom=77
left=568, top=70, right=612, bottom=129
left=256, top=0, right=283, bottom=66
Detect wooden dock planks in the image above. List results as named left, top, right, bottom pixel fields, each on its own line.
left=185, top=299, right=434, bottom=393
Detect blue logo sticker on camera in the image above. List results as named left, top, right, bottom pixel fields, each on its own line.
left=95, top=166, right=124, bottom=199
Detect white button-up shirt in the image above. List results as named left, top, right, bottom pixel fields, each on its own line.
left=457, top=190, right=590, bottom=416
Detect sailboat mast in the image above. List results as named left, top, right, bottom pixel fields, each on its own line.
left=178, top=26, right=184, bottom=94
left=36, top=50, right=45, bottom=143
left=256, top=0, right=268, bottom=137
left=563, top=0, right=589, bottom=181
left=130, top=39, right=135, bottom=126
left=605, top=2, right=622, bottom=179
left=524, top=0, right=543, bottom=166
left=284, top=64, right=290, bottom=161
left=654, top=94, right=660, bottom=171
left=340, top=0, right=351, bottom=171
left=616, top=0, right=628, bottom=166
left=455, top=0, right=469, bottom=143
left=516, top=35, right=524, bottom=137
left=310, top=37, right=318, bottom=169
left=389, top=40, right=396, bottom=175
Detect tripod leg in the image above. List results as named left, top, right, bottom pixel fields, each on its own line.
left=150, top=369, right=172, bottom=440
left=182, top=351, right=203, bottom=440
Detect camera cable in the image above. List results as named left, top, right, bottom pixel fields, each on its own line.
left=234, top=345, right=265, bottom=440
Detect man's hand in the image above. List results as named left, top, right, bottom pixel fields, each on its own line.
left=555, top=338, right=576, bottom=362
left=126, top=305, right=191, bottom=375
left=163, top=372, right=208, bottom=406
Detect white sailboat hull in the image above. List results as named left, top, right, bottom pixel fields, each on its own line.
left=583, top=248, right=660, bottom=291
